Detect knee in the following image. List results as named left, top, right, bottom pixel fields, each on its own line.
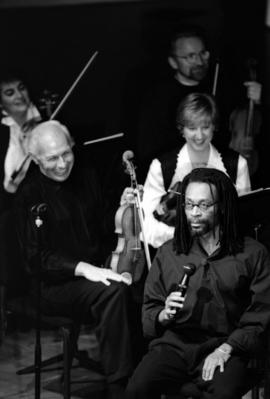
left=107, top=281, right=130, bottom=303
left=125, top=375, right=150, bottom=399
left=125, top=364, right=162, bottom=399
left=208, top=386, right=241, bottom=399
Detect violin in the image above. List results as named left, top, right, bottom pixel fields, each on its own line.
left=229, top=58, right=262, bottom=176
left=38, top=89, right=59, bottom=119
left=110, top=151, right=151, bottom=283
left=153, top=182, right=181, bottom=226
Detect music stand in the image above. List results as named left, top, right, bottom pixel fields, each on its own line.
left=238, top=188, right=270, bottom=250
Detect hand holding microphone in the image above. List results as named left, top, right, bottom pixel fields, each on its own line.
left=163, top=292, right=186, bottom=321
left=159, top=263, right=196, bottom=324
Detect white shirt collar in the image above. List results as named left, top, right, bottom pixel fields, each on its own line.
left=170, top=143, right=228, bottom=189
left=1, top=103, right=41, bottom=128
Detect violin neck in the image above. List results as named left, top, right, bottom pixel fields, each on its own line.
left=245, top=98, right=254, bottom=138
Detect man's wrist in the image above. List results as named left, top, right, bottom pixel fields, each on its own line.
left=158, top=309, right=170, bottom=325
left=217, top=343, right=233, bottom=355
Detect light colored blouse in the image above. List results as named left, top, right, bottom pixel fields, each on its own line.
left=2, top=104, right=41, bottom=193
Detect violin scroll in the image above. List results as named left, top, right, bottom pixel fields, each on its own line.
left=122, top=150, right=138, bottom=186
left=122, top=150, right=134, bottom=164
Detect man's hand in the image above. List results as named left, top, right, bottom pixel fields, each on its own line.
left=158, top=291, right=185, bottom=324
left=120, top=186, right=144, bottom=206
left=202, top=344, right=232, bottom=381
left=75, top=262, right=131, bottom=286
left=244, top=81, right=262, bottom=104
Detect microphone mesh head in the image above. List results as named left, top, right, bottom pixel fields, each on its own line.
left=183, top=263, right=196, bottom=276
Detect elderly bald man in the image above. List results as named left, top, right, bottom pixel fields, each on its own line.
left=14, top=120, right=133, bottom=398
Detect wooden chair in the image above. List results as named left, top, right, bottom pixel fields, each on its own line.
left=3, top=285, right=103, bottom=399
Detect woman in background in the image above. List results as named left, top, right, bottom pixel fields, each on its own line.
left=142, top=92, right=251, bottom=249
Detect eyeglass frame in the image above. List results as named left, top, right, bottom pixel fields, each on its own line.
left=173, top=50, right=210, bottom=64
left=183, top=200, right=218, bottom=212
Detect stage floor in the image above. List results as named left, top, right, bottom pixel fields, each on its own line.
left=0, top=322, right=263, bottom=399
left=0, top=323, right=106, bottom=399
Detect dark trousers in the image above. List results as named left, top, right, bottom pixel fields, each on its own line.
left=40, top=278, right=134, bottom=383
left=125, top=344, right=249, bottom=399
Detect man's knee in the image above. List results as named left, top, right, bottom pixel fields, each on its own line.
left=106, top=281, right=130, bottom=303
left=206, top=385, right=242, bottom=399
left=125, top=356, right=163, bottom=399
left=125, top=374, right=154, bottom=399
left=89, top=281, right=131, bottom=321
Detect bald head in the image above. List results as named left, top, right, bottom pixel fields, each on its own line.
left=29, top=120, right=75, bottom=182
left=28, top=120, right=73, bottom=156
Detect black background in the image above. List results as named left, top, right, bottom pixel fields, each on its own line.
left=0, top=0, right=268, bottom=190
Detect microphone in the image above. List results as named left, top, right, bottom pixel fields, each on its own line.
left=171, top=263, right=196, bottom=317
left=122, top=150, right=134, bottom=164
left=31, top=203, right=47, bottom=216
left=177, top=263, right=196, bottom=297
left=31, top=203, right=47, bottom=228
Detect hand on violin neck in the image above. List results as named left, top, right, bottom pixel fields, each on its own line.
left=120, top=185, right=144, bottom=206
left=75, top=262, right=131, bottom=286
left=22, top=117, right=42, bottom=133
left=244, top=81, right=262, bottom=104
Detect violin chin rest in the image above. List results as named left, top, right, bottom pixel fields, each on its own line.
left=121, top=272, right=133, bottom=285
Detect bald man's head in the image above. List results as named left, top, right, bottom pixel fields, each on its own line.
left=29, top=120, right=75, bottom=182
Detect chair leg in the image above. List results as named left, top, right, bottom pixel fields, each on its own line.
left=264, top=358, right=270, bottom=399
left=17, top=323, right=80, bottom=376
left=0, top=285, right=7, bottom=345
left=62, top=326, right=72, bottom=399
left=17, top=354, right=65, bottom=375
left=251, top=386, right=260, bottom=399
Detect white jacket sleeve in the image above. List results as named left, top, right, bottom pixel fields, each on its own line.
left=236, top=155, right=251, bottom=195
left=142, top=159, right=175, bottom=248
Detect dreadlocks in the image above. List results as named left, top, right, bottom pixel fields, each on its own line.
left=173, top=168, right=244, bottom=256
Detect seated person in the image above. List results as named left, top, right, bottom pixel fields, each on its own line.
left=126, top=167, right=270, bottom=399
left=142, top=92, right=251, bottom=248
left=0, top=70, right=43, bottom=196
left=0, top=70, right=43, bottom=326
left=14, top=120, right=134, bottom=399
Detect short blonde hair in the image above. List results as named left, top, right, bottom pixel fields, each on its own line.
left=176, top=92, right=219, bottom=133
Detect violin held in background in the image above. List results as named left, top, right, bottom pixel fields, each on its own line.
left=229, top=58, right=262, bottom=176
left=109, top=151, right=151, bottom=284
left=154, top=182, right=181, bottom=226
left=38, top=89, right=59, bottom=119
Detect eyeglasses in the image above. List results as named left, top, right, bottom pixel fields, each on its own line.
left=184, top=200, right=218, bottom=212
left=173, top=50, right=210, bottom=64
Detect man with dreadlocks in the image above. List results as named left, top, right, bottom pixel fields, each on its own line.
left=125, top=168, right=270, bottom=399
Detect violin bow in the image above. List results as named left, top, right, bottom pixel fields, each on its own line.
left=83, top=132, right=124, bottom=145
left=50, top=50, right=98, bottom=120
left=11, top=50, right=99, bottom=182
left=134, top=187, right=152, bottom=270
left=245, top=58, right=258, bottom=138
left=212, top=58, right=220, bottom=97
